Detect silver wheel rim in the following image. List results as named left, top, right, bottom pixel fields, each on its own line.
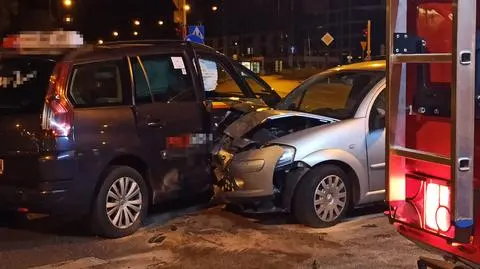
left=106, top=177, right=143, bottom=229
left=314, top=174, right=347, bottom=222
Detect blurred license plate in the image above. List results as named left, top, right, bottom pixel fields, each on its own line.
left=0, top=159, right=3, bottom=175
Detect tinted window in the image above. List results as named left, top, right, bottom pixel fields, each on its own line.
left=134, top=55, right=195, bottom=103
left=0, top=56, right=55, bottom=114
left=235, top=65, right=268, bottom=94
left=278, top=70, right=384, bottom=119
left=369, top=89, right=386, bottom=131
left=198, top=56, right=248, bottom=98
left=131, top=57, right=151, bottom=104
left=69, top=61, right=124, bottom=107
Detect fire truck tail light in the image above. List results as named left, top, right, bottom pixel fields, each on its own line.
left=389, top=175, right=406, bottom=201
left=425, top=182, right=452, bottom=232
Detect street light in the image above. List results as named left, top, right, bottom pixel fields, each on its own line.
left=98, top=39, right=104, bottom=44
left=158, top=20, right=164, bottom=26
left=113, top=31, right=119, bottom=37
left=133, top=31, right=138, bottom=36
left=184, top=4, right=191, bottom=11
left=212, top=6, right=218, bottom=11
left=133, top=20, right=140, bottom=26
left=63, top=0, right=72, bottom=8
left=64, top=15, right=72, bottom=23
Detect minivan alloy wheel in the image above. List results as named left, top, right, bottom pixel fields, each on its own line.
left=313, top=174, right=347, bottom=222
left=106, top=177, right=143, bottom=229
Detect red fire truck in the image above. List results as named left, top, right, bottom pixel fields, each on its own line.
left=385, top=0, right=480, bottom=268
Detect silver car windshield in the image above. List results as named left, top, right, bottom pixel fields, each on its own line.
left=277, top=70, right=384, bottom=120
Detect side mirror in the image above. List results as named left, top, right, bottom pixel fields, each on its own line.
left=376, top=107, right=386, bottom=118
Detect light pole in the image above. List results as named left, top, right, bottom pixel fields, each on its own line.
left=182, top=2, right=190, bottom=39
left=365, top=20, right=372, bottom=60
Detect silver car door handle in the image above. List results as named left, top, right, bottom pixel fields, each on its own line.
left=370, top=163, right=386, bottom=169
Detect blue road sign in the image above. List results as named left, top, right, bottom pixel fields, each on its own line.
left=289, top=45, right=296, bottom=54
left=186, top=25, right=205, bottom=44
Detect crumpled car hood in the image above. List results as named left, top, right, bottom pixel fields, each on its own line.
left=224, top=110, right=339, bottom=139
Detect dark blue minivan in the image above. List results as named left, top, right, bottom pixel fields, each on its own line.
left=0, top=36, right=279, bottom=238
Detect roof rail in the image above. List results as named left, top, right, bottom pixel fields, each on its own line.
left=101, top=39, right=186, bottom=45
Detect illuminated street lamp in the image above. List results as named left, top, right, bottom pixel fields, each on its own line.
left=158, top=20, right=164, bottom=26
left=212, top=6, right=218, bottom=11
left=113, top=31, right=119, bottom=37
left=63, top=0, right=72, bottom=8
left=133, top=20, right=140, bottom=26
left=98, top=39, right=104, bottom=44
left=184, top=4, right=191, bottom=12
left=64, top=15, right=72, bottom=23
left=133, top=31, right=139, bottom=36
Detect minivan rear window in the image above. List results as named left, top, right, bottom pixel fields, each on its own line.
left=0, top=56, right=56, bottom=114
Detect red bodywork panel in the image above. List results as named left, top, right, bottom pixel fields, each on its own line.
left=388, top=0, right=480, bottom=265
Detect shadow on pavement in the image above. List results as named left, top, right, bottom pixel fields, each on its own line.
left=0, top=191, right=213, bottom=239
left=225, top=202, right=387, bottom=226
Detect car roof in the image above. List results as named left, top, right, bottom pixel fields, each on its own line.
left=1, top=40, right=220, bottom=62
left=330, top=60, right=386, bottom=72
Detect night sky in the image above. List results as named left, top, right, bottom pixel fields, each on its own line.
left=73, top=0, right=176, bottom=41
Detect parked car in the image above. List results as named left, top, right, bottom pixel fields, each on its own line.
left=212, top=60, right=386, bottom=228
left=0, top=32, right=278, bottom=238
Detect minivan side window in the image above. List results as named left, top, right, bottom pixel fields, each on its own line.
left=69, top=61, right=125, bottom=107
left=234, top=64, right=269, bottom=95
left=132, top=54, right=195, bottom=103
left=197, top=55, right=248, bottom=98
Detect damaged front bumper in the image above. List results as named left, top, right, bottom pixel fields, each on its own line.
left=212, top=144, right=291, bottom=203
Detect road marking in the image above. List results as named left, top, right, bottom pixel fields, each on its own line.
left=30, top=257, right=107, bottom=269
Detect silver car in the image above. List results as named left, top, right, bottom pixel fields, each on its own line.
left=212, top=60, right=387, bottom=227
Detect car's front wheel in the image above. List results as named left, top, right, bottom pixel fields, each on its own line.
left=90, top=166, right=148, bottom=238
left=292, top=164, right=351, bottom=228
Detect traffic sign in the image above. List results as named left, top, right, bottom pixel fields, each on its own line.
left=360, top=41, right=367, bottom=51
left=289, top=45, right=296, bottom=54
left=186, top=25, right=205, bottom=44
left=321, top=32, right=334, bottom=46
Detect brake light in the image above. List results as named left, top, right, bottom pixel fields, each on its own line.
left=425, top=181, right=452, bottom=232
left=42, top=62, right=73, bottom=137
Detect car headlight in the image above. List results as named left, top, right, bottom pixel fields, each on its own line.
left=277, top=146, right=296, bottom=168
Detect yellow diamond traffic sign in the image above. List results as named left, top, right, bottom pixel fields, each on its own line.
left=321, top=32, right=334, bottom=46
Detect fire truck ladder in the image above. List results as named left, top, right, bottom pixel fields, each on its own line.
left=386, top=0, right=476, bottom=266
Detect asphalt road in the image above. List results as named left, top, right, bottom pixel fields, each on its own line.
left=261, top=75, right=302, bottom=97
left=0, top=201, right=437, bottom=269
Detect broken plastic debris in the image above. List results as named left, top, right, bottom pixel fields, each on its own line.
left=148, top=234, right=167, bottom=244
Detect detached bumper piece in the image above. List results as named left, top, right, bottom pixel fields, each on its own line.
left=213, top=145, right=285, bottom=203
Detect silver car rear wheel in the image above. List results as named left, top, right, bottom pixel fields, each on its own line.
left=313, top=175, right=347, bottom=222
left=106, top=177, right=143, bottom=229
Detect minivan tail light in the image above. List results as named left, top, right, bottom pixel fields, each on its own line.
left=42, top=62, right=73, bottom=137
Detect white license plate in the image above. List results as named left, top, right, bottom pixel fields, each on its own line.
left=0, top=159, right=3, bottom=175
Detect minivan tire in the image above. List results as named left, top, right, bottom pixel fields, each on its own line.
left=292, top=164, right=351, bottom=228
left=90, top=165, right=149, bottom=238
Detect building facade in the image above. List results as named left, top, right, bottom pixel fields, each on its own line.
left=193, top=0, right=385, bottom=72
